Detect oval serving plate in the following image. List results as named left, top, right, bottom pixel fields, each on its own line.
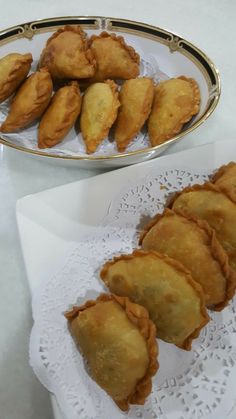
left=0, top=16, right=220, bottom=168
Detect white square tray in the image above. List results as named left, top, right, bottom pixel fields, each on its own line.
left=16, top=139, right=236, bottom=419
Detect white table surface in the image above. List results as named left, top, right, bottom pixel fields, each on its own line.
left=0, top=1, right=236, bottom=419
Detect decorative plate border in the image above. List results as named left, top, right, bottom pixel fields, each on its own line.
left=0, top=16, right=221, bottom=162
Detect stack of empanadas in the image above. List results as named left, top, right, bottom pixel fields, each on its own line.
left=64, top=162, right=236, bottom=411
left=0, top=24, right=201, bottom=154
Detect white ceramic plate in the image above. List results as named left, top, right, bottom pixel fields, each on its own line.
left=16, top=139, right=236, bottom=419
left=0, top=16, right=220, bottom=168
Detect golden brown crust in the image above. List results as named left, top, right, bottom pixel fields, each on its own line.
left=0, top=68, right=53, bottom=132
left=39, top=25, right=96, bottom=80
left=114, top=77, right=154, bottom=152
left=167, top=181, right=224, bottom=208
left=211, top=162, right=236, bottom=202
left=89, top=31, right=140, bottom=64
left=212, top=162, right=236, bottom=182
left=80, top=79, right=120, bottom=154
left=38, top=81, right=81, bottom=148
left=100, top=249, right=209, bottom=350
left=0, top=53, right=33, bottom=103
left=65, top=293, right=158, bottom=411
left=44, top=25, right=87, bottom=46
left=89, top=31, right=140, bottom=82
left=139, top=208, right=236, bottom=310
left=148, top=76, right=200, bottom=146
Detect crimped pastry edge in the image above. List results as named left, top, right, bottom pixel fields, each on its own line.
left=0, top=68, right=53, bottom=132
left=65, top=293, right=158, bottom=411
left=81, top=79, right=120, bottom=154
left=139, top=207, right=236, bottom=310
left=39, top=25, right=96, bottom=78
left=211, top=161, right=236, bottom=202
left=100, top=248, right=209, bottom=350
left=148, top=76, right=201, bottom=146
left=38, top=81, right=81, bottom=148
left=114, top=77, right=155, bottom=152
left=0, top=53, right=32, bottom=103
left=89, top=31, right=140, bottom=64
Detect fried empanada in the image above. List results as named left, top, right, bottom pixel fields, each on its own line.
left=89, top=32, right=140, bottom=82
left=114, top=77, right=154, bottom=152
left=0, top=53, right=32, bottom=103
left=65, top=294, right=158, bottom=411
left=170, top=183, right=236, bottom=272
left=212, top=162, right=236, bottom=202
left=80, top=80, right=120, bottom=153
left=0, top=68, right=53, bottom=132
left=101, top=250, right=209, bottom=349
left=140, top=209, right=236, bottom=310
left=39, top=25, right=96, bottom=80
left=148, top=76, right=200, bottom=146
left=38, top=81, right=81, bottom=148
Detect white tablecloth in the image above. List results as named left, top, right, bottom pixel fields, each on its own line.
left=0, top=1, right=236, bottom=418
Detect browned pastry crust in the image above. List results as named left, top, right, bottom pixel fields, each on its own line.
left=148, top=76, right=200, bottom=146
left=39, top=25, right=96, bottom=80
left=80, top=79, right=120, bottom=153
left=140, top=208, right=236, bottom=310
left=38, top=81, right=81, bottom=148
left=168, top=181, right=225, bottom=205
left=65, top=293, right=158, bottom=411
left=101, top=249, right=209, bottom=350
left=211, top=162, right=236, bottom=202
left=89, top=31, right=140, bottom=63
left=89, top=31, right=140, bottom=81
left=0, top=53, right=32, bottom=103
left=0, top=68, right=53, bottom=132
left=212, top=162, right=236, bottom=182
left=114, top=77, right=154, bottom=152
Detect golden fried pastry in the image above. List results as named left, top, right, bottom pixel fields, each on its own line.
left=148, top=76, right=200, bottom=146
left=0, top=68, right=53, bottom=132
left=101, top=250, right=209, bottom=349
left=170, top=183, right=236, bottom=272
left=65, top=294, right=158, bottom=411
left=89, top=32, right=140, bottom=82
left=212, top=162, right=236, bottom=202
left=114, top=77, right=154, bottom=152
left=140, top=209, right=236, bottom=310
left=80, top=80, right=120, bottom=153
left=39, top=25, right=96, bottom=80
left=0, top=53, right=32, bottom=103
left=38, top=81, right=81, bottom=148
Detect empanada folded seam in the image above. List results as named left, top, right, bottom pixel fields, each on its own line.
left=38, top=81, right=81, bottom=148
left=167, top=208, right=236, bottom=311
left=80, top=79, right=120, bottom=153
left=101, top=249, right=210, bottom=350
left=167, top=182, right=232, bottom=216
left=0, top=53, right=33, bottom=103
left=65, top=293, right=158, bottom=411
left=89, top=31, right=140, bottom=64
left=115, top=77, right=154, bottom=151
left=0, top=55, right=32, bottom=86
left=39, top=25, right=96, bottom=79
left=0, top=69, right=53, bottom=132
left=143, top=206, right=236, bottom=310
left=211, top=162, right=236, bottom=183
left=211, top=162, right=236, bottom=202
left=44, top=25, right=87, bottom=45
left=148, top=76, right=200, bottom=145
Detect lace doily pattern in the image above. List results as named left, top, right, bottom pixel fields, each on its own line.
left=0, top=51, right=168, bottom=157
left=30, top=169, right=236, bottom=419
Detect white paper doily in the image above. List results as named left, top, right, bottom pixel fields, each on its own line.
left=0, top=45, right=169, bottom=157
left=30, top=168, right=236, bottom=419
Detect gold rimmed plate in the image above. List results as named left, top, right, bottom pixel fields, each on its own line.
left=0, top=16, right=220, bottom=168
